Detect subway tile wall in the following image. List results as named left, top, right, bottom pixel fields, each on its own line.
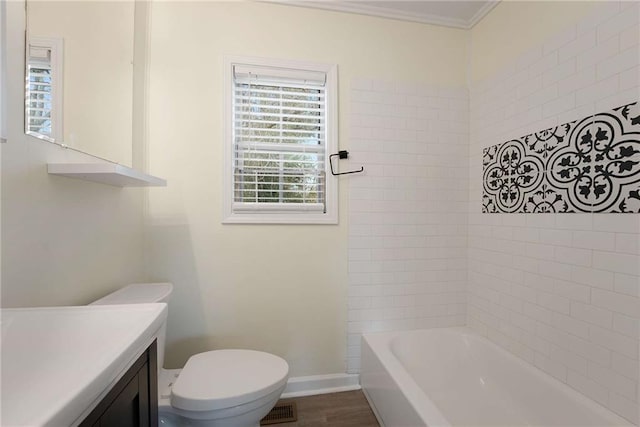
left=347, top=81, right=469, bottom=373
left=468, top=1, right=639, bottom=423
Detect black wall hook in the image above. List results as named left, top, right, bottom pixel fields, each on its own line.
left=329, top=150, right=364, bottom=176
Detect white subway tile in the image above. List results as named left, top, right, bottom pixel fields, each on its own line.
left=552, top=312, right=590, bottom=339
left=538, top=260, right=572, bottom=281
left=577, top=2, right=621, bottom=35
left=589, top=324, right=638, bottom=359
left=596, top=47, right=640, bottom=81
left=544, top=26, right=578, bottom=55
left=612, top=352, right=639, bottom=381
left=575, top=74, right=619, bottom=107
left=571, top=302, right=613, bottom=328
left=347, top=320, right=372, bottom=334
left=597, top=89, right=640, bottom=112
left=612, top=313, right=638, bottom=339
left=528, top=84, right=559, bottom=108
left=557, top=104, right=597, bottom=127
left=538, top=321, right=611, bottom=366
left=539, top=228, right=572, bottom=246
left=543, top=93, right=575, bottom=118
left=527, top=242, right=557, bottom=261
left=553, top=278, right=591, bottom=303
left=597, top=9, right=640, bottom=43
left=517, top=75, right=543, bottom=99
left=592, top=250, right=639, bottom=275
left=349, top=261, right=383, bottom=273
left=588, top=361, right=637, bottom=400
left=554, top=213, right=593, bottom=231
left=513, top=227, right=540, bottom=242
left=542, top=58, right=576, bottom=86
left=510, top=340, right=536, bottom=364
left=593, top=213, right=640, bottom=233
left=524, top=302, right=554, bottom=324
left=521, top=330, right=552, bottom=355
left=529, top=51, right=559, bottom=78
left=567, top=370, right=610, bottom=406
left=348, top=297, right=372, bottom=309
left=592, top=288, right=640, bottom=318
left=613, top=273, right=639, bottom=297
left=619, top=23, right=640, bottom=51
left=510, top=310, right=538, bottom=332
left=614, top=233, right=639, bottom=255
left=572, top=230, right=616, bottom=251
left=517, top=47, right=544, bottom=71
left=619, top=65, right=640, bottom=91
left=570, top=265, right=614, bottom=290
left=554, top=246, right=592, bottom=267
left=559, top=30, right=597, bottom=62
left=534, top=352, right=568, bottom=381
left=538, top=292, right=572, bottom=314
left=349, top=273, right=372, bottom=286
left=501, top=215, right=527, bottom=227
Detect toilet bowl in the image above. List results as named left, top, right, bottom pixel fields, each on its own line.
left=91, top=283, right=289, bottom=427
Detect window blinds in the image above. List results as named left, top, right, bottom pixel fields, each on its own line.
left=26, top=46, right=53, bottom=137
left=232, top=65, right=327, bottom=212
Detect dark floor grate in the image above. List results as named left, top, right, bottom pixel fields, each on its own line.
left=260, top=401, right=298, bottom=425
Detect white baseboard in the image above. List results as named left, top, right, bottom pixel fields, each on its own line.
left=281, top=373, right=360, bottom=398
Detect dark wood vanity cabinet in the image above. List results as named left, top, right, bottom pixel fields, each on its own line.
left=79, top=341, right=158, bottom=427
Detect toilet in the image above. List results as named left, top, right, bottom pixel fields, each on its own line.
left=91, top=283, right=289, bottom=427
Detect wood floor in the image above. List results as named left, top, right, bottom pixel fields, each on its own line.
left=269, top=390, right=380, bottom=427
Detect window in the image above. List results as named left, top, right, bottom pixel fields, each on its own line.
left=223, top=57, right=338, bottom=224
left=25, top=37, right=63, bottom=141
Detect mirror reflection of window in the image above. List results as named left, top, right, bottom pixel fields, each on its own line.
left=25, top=37, right=63, bottom=141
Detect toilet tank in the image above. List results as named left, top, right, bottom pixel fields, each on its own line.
left=90, top=283, right=173, bottom=370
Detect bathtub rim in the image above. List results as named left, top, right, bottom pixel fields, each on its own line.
left=362, top=329, right=451, bottom=427
left=362, top=326, right=634, bottom=427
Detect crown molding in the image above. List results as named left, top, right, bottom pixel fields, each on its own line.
left=467, top=1, right=499, bottom=28
left=263, top=1, right=500, bottom=29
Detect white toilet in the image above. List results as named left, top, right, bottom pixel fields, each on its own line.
left=91, top=283, right=289, bottom=427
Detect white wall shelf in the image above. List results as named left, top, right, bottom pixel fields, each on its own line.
left=48, top=163, right=167, bottom=187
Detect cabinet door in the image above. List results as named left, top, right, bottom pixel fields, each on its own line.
left=99, top=364, right=149, bottom=427
left=79, top=341, right=156, bottom=427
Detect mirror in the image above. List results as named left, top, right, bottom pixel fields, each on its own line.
left=25, top=0, right=139, bottom=166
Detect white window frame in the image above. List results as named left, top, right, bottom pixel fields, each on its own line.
left=25, top=36, right=63, bottom=142
left=223, top=55, right=338, bottom=224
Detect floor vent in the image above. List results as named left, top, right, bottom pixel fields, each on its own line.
left=260, top=401, right=298, bottom=425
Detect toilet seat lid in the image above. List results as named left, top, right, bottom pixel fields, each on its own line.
left=171, top=349, right=289, bottom=412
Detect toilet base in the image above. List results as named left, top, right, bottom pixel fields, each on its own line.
left=157, top=368, right=285, bottom=427
left=159, top=396, right=275, bottom=427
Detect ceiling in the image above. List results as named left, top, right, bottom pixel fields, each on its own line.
left=269, top=0, right=500, bottom=29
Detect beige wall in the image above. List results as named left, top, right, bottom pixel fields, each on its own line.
left=2, top=1, right=145, bottom=307
left=27, top=1, right=135, bottom=166
left=145, top=1, right=468, bottom=375
left=470, top=0, right=599, bottom=82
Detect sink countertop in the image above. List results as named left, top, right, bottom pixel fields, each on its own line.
left=1, top=303, right=167, bottom=427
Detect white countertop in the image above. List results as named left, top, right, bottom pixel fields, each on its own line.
left=1, top=303, right=167, bottom=427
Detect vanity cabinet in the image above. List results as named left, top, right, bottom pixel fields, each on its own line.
left=79, top=341, right=158, bottom=427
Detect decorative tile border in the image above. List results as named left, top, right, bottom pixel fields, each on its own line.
left=483, top=102, right=640, bottom=213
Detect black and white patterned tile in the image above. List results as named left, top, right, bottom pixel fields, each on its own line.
left=523, top=121, right=575, bottom=162
left=483, top=101, right=640, bottom=213
left=482, top=139, right=544, bottom=213
left=523, top=172, right=576, bottom=213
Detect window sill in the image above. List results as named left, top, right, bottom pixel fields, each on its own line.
left=222, top=212, right=337, bottom=225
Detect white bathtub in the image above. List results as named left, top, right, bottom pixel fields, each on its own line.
left=361, top=327, right=632, bottom=427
